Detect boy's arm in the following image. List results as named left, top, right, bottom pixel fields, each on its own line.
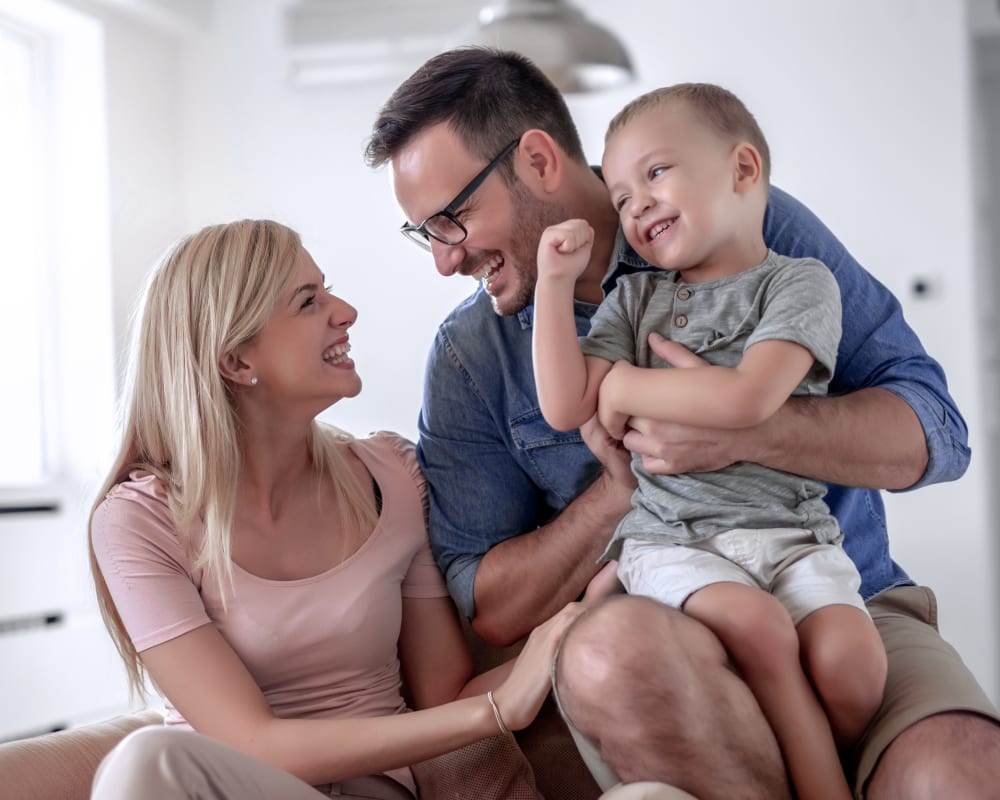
left=598, top=339, right=815, bottom=439
left=622, top=187, right=968, bottom=491
left=533, top=220, right=612, bottom=431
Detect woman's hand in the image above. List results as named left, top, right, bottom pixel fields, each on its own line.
left=489, top=603, right=586, bottom=731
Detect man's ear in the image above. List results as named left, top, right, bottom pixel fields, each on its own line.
left=219, top=349, right=254, bottom=387
left=732, top=142, right=763, bottom=194
left=516, top=129, right=564, bottom=194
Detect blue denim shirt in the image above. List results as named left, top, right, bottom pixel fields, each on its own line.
left=417, top=186, right=971, bottom=620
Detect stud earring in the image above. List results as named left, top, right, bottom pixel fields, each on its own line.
left=250, top=376, right=258, bottom=385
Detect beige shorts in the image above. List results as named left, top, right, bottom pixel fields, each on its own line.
left=850, top=585, right=1000, bottom=796
left=617, top=528, right=868, bottom=625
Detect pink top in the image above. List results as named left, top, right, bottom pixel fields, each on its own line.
left=92, top=432, right=448, bottom=792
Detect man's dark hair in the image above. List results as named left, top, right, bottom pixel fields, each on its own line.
left=365, top=47, right=587, bottom=183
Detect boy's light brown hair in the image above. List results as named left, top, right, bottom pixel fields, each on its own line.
left=606, top=83, right=771, bottom=181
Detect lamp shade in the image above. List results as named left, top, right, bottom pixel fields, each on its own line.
left=463, top=0, right=635, bottom=93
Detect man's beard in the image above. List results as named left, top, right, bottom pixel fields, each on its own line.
left=488, top=179, right=570, bottom=317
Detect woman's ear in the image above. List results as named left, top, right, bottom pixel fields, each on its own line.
left=516, top=129, right=564, bottom=194
left=219, top=349, right=254, bottom=387
left=732, top=142, right=763, bottom=194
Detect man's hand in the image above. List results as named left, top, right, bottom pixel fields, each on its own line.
left=581, top=560, right=624, bottom=605
left=579, top=414, right=636, bottom=492
left=622, top=332, right=746, bottom=475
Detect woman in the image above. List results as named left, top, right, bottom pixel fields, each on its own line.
left=88, top=219, right=581, bottom=799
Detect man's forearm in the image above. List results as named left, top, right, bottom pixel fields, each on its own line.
left=748, top=388, right=927, bottom=489
left=471, top=471, right=633, bottom=646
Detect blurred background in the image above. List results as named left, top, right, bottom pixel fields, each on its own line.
left=1, top=0, right=999, bottom=740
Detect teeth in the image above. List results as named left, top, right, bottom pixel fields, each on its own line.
left=472, top=255, right=503, bottom=283
left=323, top=342, right=351, bottom=364
left=649, top=220, right=673, bottom=240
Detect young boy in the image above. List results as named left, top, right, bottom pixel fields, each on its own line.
left=532, top=83, right=888, bottom=800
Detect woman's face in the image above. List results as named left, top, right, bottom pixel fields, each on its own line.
left=239, top=248, right=361, bottom=413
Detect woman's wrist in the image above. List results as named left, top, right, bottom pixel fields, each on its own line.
left=486, top=690, right=509, bottom=735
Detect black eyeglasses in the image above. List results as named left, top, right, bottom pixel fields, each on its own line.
left=400, top=137, right=521, bottom=251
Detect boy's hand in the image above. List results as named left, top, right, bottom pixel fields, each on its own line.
left=537, top=219, right=595, bottom=283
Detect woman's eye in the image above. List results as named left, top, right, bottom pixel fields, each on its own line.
left=650, top=166, right=665, bottom=179
left=301, top=294, right=317, bottom=309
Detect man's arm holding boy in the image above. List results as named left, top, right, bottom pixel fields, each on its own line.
left=418, top=319, right=632, bottom=648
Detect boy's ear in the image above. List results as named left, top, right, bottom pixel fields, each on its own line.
left=516, top=129, right=564, bottom=193
left=732, top=142, right=763, bottom=194
left=219, top=349, right=254, bottom=386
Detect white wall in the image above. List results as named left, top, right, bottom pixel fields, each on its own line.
left=80, top=0, right=998, bottom=701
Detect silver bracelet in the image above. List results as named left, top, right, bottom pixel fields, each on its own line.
left=486, top=690, right=509, bottom=735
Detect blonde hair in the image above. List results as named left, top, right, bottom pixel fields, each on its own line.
left=89, top=219, right=377, bottom=697
left=606, top=83, right=771, bottom=181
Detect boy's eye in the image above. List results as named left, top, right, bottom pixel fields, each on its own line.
left=614, top=196, right=630, bottom=212
left=650, top=165, right=666, bottom=179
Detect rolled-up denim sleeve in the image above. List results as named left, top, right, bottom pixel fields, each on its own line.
left=765, top=187, right=970, bottom=489
left=416, top=327, right=544, bottom=620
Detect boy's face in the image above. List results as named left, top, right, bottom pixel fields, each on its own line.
left=602, top=102, right=745, bottom=282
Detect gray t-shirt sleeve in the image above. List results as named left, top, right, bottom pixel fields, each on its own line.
left=580, top=281, right=638, bottom=364
left=746, top=257, right=841, bottom=384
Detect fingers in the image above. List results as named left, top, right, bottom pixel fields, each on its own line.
left=582, top=562, right=625, bottom=605
left=494, top=603, right=586, bottom=729
left=542, top=219, right=594, bottom=254
left=647, top=331, right=706, bottom=368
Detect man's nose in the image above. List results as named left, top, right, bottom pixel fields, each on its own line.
left=430, top=238, right=465, bottom=277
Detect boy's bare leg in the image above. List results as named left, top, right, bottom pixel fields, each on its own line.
left=683, top=583, right=851, bottom=800
left=797, top=604, right=887, bottom=745
left=553, top=595, right=791, bottom=800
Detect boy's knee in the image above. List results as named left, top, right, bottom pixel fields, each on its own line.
left=809, top=630, right=887, bottom=719
left=722, top=593, right=799, bottom=671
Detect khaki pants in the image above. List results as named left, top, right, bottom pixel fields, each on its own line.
left=91, top=726, right=413, bottom=799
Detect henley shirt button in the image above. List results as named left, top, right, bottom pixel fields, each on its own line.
left=674, top=314, right=688, bottom=328
left=677, top=287, right=692, bottom=300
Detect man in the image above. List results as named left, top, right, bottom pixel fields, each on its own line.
left=366, top=48, right=1000, bottom=799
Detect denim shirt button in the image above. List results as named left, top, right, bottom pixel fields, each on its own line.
left=674, top=313, right=689, bottom=328
left=677, top=287, right=692, bottom=300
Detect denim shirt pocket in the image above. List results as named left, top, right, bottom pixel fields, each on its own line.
left=509, top=408, right=599, bottom=508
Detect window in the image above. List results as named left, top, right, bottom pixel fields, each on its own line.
left=0, top=1, right=115, bottom=498
left=0, top=25, right=47, bottom=485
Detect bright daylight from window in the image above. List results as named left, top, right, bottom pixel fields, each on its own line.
left=0, top=25, right=47, bottom=486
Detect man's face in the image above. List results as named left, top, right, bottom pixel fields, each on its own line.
left=391, top=123, right=565, bottom=316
